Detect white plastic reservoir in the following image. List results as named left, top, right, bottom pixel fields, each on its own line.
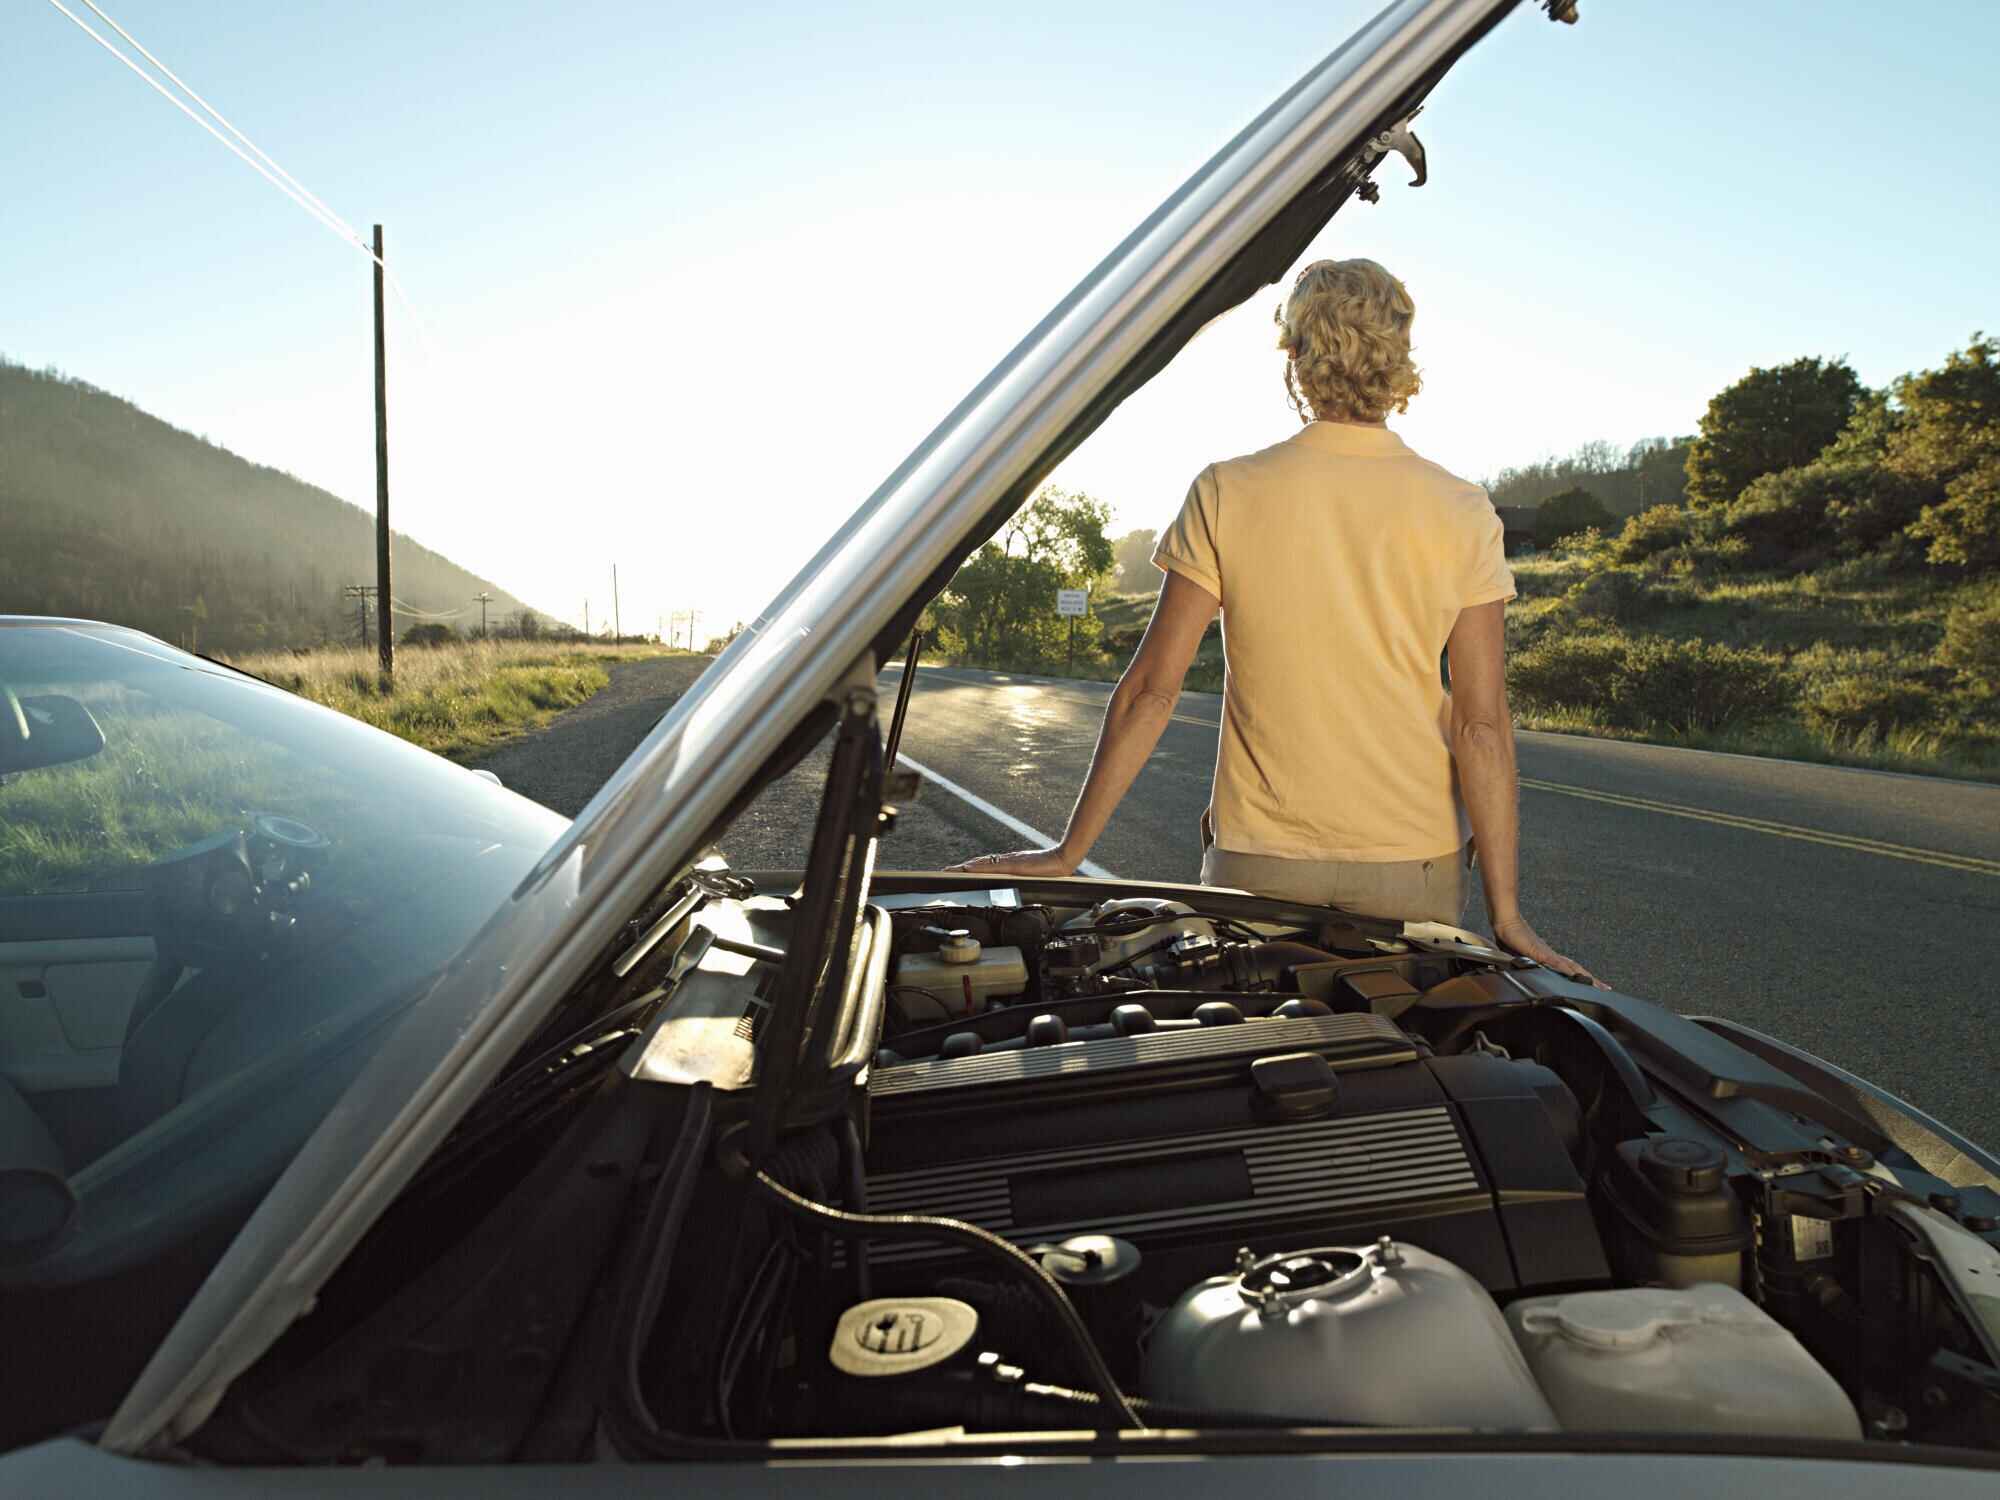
left=893, top=944, right=1026, bottom=1021
left=1507, top=1283, right=1860, bottom=1439
left=1145, top=1241, right=1557, bottom=1430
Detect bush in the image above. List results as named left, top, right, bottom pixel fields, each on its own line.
left=1509, top=631, right=1791, bottom=733
left=1609, top=504, right=1694, bottom=564
left=1909, top=456, right=2000, bottom=569
left=1941, top=600, right=2000, bottom=688
left=1535, top=487, right=1615, bottom=550
left=1548, top=525, right=1609, bottom=562
left=1717, top=466, right=1844, bottom=566
left=1560, top=572, right=1656, bottom=624
left=1799, top=670, right=1936, bottom=742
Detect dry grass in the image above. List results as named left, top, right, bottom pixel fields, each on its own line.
left=221, top=639, right=685, bottom=759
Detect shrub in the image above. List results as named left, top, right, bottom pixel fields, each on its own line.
left=1909, top=456, right=2000, bottom=569
left=1609, top=504, right=1693, bottom=564
left=1717, top=465, right=1844, bottom=566
left=1560, top=572, right=1656, bottom=624
left=1535, top=487, right=1615, bottom=550
left=1509, top=631, right=1791, bottom=732
left=1799, top=670, right=1936, bottom=742
left=1940, top=600, right=2000, bottom=689
left=1548, top=525, right=1608, bottom=562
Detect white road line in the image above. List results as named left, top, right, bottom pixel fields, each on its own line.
left=894, top=752, right=1116, bottom=879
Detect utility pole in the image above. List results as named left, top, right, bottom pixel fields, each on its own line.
left=611, top=564, right=622, bottom=645
left=584, top=599, right=590, bottom=638
left=372, top=224, right=394, bottom=685
left=344, top=583, right=378, bottom=648
left=473, top=590, right=492, bottom=637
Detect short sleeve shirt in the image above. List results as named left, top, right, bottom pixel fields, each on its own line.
left=1153, top=421, right=1514, bottom=862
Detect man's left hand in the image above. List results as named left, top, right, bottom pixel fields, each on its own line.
left=946, top=848, right=1075, bottom=877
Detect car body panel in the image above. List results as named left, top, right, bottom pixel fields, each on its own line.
left=10, top=1437, right=2000, bottom=1495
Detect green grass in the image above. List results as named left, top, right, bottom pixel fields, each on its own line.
left=224, top=639, right=679, bottom=759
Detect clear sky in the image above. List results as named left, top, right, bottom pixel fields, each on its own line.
left=6, top=1, right=1996, bottom=636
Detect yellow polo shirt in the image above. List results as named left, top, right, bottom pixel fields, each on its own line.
left=1153, top=421, right=1514, bottom=862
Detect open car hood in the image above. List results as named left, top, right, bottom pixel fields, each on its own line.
left=105, top=0, right=1561, bottom=1454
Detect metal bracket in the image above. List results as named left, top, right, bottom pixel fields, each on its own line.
left=1365, top=109, right=1428, bottom=189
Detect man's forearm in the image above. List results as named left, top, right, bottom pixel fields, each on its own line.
left=1454, top=714, right=1521, bottom=924
left=1059, top=677, right=1177, bottom=861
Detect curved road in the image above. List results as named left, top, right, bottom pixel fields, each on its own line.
left=876, top=663, right=2000, bottom=1149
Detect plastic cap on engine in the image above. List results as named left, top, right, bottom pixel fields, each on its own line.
left=940, top=1031, right=983, bottom=1060
left=1111, top=1004, right=1157, bottom=1036
left=1025, top=1013, right=1069, bottom=1047
left=1194, top=1001, right=1245, bottom=1027
left=1636, top=1137, right=1725, bottom=1195
left=1272, top=997, right=1333, bottom=1020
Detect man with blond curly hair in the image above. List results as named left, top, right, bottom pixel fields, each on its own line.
left=957, top=258, right=1599, bottom=983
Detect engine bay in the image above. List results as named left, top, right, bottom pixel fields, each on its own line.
left=212, top=878, right=2000, bottom=1465
left=605, top=884, right=2000, bottom=1453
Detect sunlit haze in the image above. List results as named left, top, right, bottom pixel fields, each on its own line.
left=7, top=1, right=1996, bottom=636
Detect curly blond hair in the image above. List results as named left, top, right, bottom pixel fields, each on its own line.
left=1274, top=258, right=1421, bottom=424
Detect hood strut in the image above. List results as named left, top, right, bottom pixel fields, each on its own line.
left=749, top=661, right=883, bottom=1162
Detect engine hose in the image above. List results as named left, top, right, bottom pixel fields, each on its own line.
left=751, top=1171, right=1148, bottom=1432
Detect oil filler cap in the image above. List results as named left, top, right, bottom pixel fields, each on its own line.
left=828, top=1297, right=979, bottom=1378
left=1251, top=1052, right=1338, bottom=1120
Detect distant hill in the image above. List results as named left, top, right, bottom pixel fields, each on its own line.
left=0, top=358, right=538, bottom=653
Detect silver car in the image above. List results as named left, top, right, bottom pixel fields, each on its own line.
left=4, top=0, right=1998, bottom=1491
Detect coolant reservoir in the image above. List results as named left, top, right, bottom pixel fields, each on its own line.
left=1144, top=1241, right=1557, bottom=1429
left=892, top=943, right=1026, bottom=1022
left=1507, top=1283, right=1860, bottom=1438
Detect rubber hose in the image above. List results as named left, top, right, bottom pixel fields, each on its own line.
left=751, top=1171, right=1147, bottom=1432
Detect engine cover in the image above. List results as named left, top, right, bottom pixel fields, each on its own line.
left=861, top=1008, right=1609, bottom=1295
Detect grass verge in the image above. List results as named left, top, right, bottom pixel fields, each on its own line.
left=224, top=639, right=680, bottom=760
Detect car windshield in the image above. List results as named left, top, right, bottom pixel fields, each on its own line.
left=0, top=622, right=566, bottom=1440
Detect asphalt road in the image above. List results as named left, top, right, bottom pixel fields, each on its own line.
left=479, top=655, right=2000, bottom=1151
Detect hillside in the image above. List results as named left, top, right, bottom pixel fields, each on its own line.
left=0, top=359, right=537, bottom=653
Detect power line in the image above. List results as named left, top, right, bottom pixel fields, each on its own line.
left=39, top=0, right=378, bottom=268
left=72, top=0, right=369, bottom=252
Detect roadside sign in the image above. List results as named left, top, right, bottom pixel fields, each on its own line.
left=1056, top=588, right=1089, bottom=617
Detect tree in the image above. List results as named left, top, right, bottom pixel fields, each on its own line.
left=1684, top=356, right=1865, bottom=508
left=931, top=487, right=1114, bottom=669
left=1111, top=528, right=1160, bottom=593
left=1535, top=487, right=1614, bottom=550
left=401, top=622, right=456, bottom=648
left=1893, top=334, right=2000, bottom=569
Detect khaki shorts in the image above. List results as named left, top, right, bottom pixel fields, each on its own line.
left=1199, top=819, right=1471, bottom=926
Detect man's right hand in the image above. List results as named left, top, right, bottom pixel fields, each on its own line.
left=1491, top=915, right=1609, bottom=989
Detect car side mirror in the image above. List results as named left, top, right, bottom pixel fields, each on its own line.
left=0, top=690, right=107, bottom=774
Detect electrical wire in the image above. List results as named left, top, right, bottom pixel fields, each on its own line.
left=41, top=0, right=445, bottom=367
left=71, top=0, right=369, bottom=250
left=39, top=0, right=376, bottom=265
